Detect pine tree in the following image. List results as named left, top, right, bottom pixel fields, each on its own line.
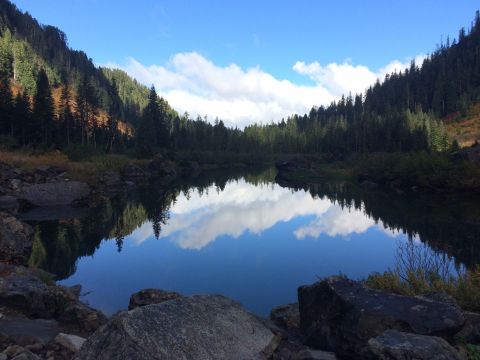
left=135, top=86, right=158, bottom=157
left=59, top=83, right=73, bottom=146
left=0, top=72, right=13, bottom=136
left=13, top=91, right=30, bottom=145
left=33, top=69, right=54, bottom=145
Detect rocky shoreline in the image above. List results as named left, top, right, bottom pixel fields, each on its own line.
left=0, top=159, right=479, bottom=359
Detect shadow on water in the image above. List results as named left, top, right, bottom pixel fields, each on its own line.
left=24, top=166, right=480, bottom=281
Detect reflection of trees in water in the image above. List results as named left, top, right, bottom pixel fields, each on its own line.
left=30, top=166, right=478, bottom=280
left=27, top=166, right=275, bottom=279
left=297, top=182, right=480, bottom=268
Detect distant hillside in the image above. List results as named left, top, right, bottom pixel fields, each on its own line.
left=243, top=10, right=480, bottom=154
left=445, top=103, right=480, bottom=147
left=0, top=0, right=175, bottom=126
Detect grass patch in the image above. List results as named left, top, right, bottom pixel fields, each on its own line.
left=0, top=150, right=147, bottom=183
left=365, top=241, right=480, bottom=312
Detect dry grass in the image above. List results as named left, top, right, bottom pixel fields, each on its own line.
left=365, top=240, right=480, bottom=312
left=0, top=150, right=147, bottom=182
left=445, top=103, right=480, bottom=147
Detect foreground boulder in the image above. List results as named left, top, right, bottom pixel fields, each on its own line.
left=75, top=295, right=280, bottom=360
left=0, top=212, right=33, bottom=265
left=21, top=181, right=90, bottom=206
left=0, top=264, right=106, bottom=333
left=298, top=277, right=465, bottom=357
left=0, top=264, right=56, bottom=318
left=128, top=288, right=181, bottom=310
left=367, top=330, right=465, bottom=360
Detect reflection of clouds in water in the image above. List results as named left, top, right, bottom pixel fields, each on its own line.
left=294, top=207, right=375, bottom=238
left=129, top=180, right=401, bottom=249
left=129, top=221, right=155, bottom=246
left=161, top=180, right=331, bottom=250
left=294, top=206, right=402, bottom=239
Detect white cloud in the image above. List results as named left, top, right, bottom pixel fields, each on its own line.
left=107, top=52, right=427, bottom=128
left=293, top=54, right=427, bottom=98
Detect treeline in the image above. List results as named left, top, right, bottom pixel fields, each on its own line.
left=1, top=0, right=480, bottom=159
left=242, top=12, right=480, bottom=155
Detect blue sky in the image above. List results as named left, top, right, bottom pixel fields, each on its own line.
left=11, top=0, right=480, bottom=126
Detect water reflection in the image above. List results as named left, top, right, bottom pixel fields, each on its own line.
left=22, top=167, right=480, bottom=315
left=131, top=180, right=400, bottom=250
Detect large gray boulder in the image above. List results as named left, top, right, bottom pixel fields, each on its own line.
left=75, top=295, right=281, bottom=360
left=367, top=330, right=465, bottom=360
left=298, top=277, right=465, bottom=358
left=0, top=212, right=33, bottom=265
left=21, top=181, right=90, bottom=206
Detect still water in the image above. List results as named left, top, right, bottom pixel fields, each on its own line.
left=23, top=167, right=480, bottom=316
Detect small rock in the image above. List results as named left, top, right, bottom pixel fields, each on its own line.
left=9, top=179, right=22, bottom=191
left=0, top=195, right=18, bottom=210
left=55, top=333, right=86, bottom=352
left=270, top=303, right=300, bottom=333
left=296, top=349, right=337, bottom=360
left=128, top=288, right=182, bottom=310
left=25, top=342, right=43, bottom=352
left=56, top=301, right=107, bottom=333
left=367, top=330, right=465, bottom=360
left=4, top=345, right=40, bottom=359
left=455, top=311, right=480, bottom=344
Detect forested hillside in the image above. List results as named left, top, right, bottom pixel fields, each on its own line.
left=244, top=11, right=480, bottom=155
left=0, top=0, right=479, bottom=159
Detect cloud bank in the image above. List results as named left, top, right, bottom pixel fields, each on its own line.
left=107, top=53, right=426, bottom=128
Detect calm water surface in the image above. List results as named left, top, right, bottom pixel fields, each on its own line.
left=23, top=168, right=480, bottom=316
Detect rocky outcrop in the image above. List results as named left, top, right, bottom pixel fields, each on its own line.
left=298, top=277, right=465, bottom=358
left=0, top=264, right=56, bottom=318
left=0, top=264, right=106, bottom=334
left=0, top=212, right=33, bottom=265
left=21, top=181, right=90, bottom=207
left=75, top=295, right=281, bottom=360
left=54, top=333, right=86, bottom=353
left=366, top=330, right=465, bottom=360
left=128, top=288, right=181, bottom=310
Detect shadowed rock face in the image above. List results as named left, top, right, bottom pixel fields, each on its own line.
left=0, top=212, right=33, bottom=265
left=0, top=264, right=106, bottom=334
left=21, top=181, right=90, bottom=207
left=367, top=330, right=464, bottom=360
left=298, top=277, right=465, bottom=358
left=75, top=295, right=281, bottom=360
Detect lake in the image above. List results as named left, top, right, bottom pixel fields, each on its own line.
left=23, top=167, right=480, bottom=316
